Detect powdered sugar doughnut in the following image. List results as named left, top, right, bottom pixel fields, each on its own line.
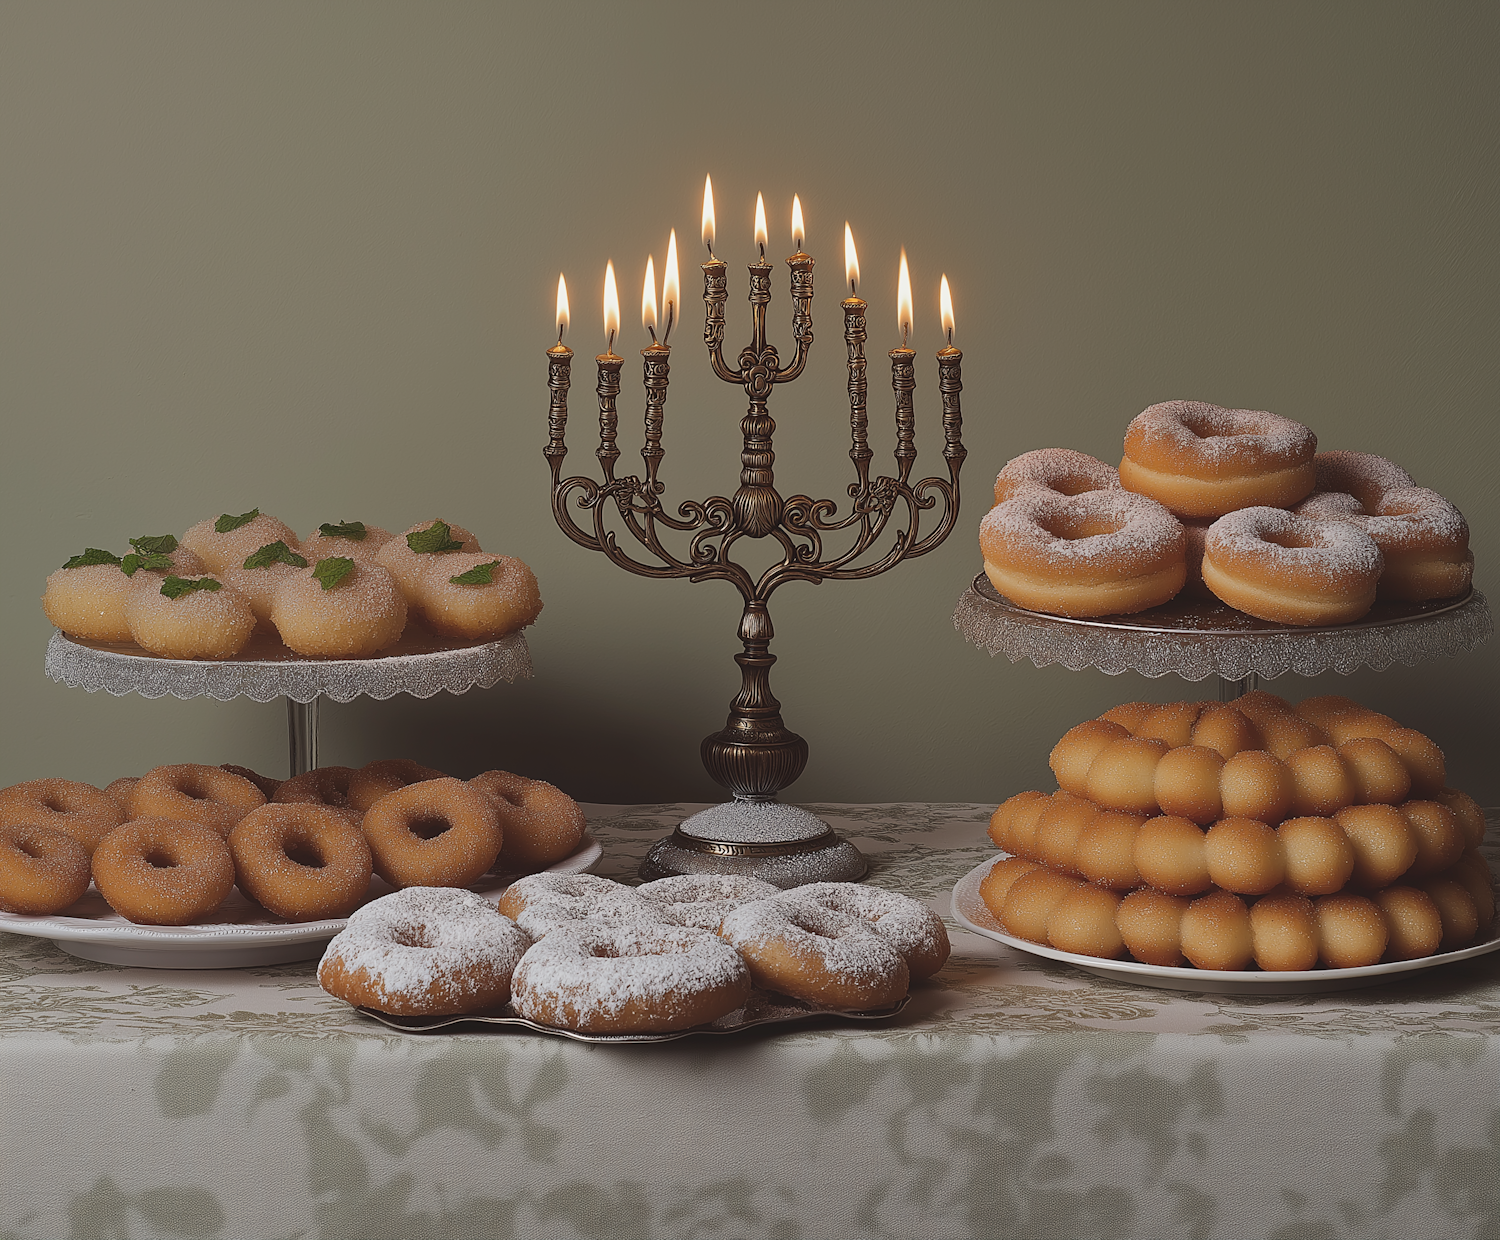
left=792, top=882, right=951, bottom=980
left=270, top=559, right=407, bottom=658
left=508, top=896, right=672, bottom=942
left=634, top=874, right=780, bottom=932
left=1180, top=518, right=1214, bottom=598
left=416, top=553, right=543, bottom=641
left=1119, top=401, right=1317, bottom=518
left=1201, top=507, right=1382, bottom=625
left=124, top=574, right=256, bottom=659
left=0, top=822, right=91, bottom=915
left=181, top=510, right=300, bottom=575
left=468, top=772, right=586, bottom=870
left=318, top=886, right=531, bottom=1016
left=300, top=522, right=395, bottom=565
left=374, top=519, right=482, bottom=600
left=0, top=778, right=127, bottom=853
left=130, top=764, right=266, bottom=837
left=979, top=489, right=1185, bottom=618
left=992, top=448, right=1121, bottom=505
left=497, top=872, right=645, bottom=923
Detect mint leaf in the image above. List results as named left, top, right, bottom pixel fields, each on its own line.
left=129, top=534, right=178, bottom=555
left=312, top=557, right=355, bottom=591
left=160, top=576, right=222, bottom=600
left=317, top=521, right=367, bottom=541
left=120, top=552, right=174, bottom=576
left=242, top=541, right=309, bottom=570
left=214, top=508, right=260, bottom=534
left=406, top=520, right=463, bottom=554
left=62, top=548, right=122, bottom=570
left=449, top=561, right=502, bottom=586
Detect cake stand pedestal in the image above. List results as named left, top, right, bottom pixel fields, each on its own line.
left=44, top=627, right=533, bottom=775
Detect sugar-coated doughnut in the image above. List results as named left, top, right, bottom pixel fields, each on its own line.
left=1444, top=853, right=1494, bottom=935
left=1201, top=507, right=1382, bottom=625
left=1116, top=889, right=1191, bottom=967
left=1334, top=804, right=1417, bottom=888
left=1073, top=812, right=1146, bottom=890
left=1249, top=893, right=1319, bottom=971
left=793, top=882, right=951, bottom=980
left=299, top=522, right=395, bottom=565
left=273, top=767, right=362, bottom=811
left=416, top=553, right=543, bottom=641
left=1153, top=745, right=1224, bottom=824
left=0, top=822, right=92, bottom=914
left=1098, top=701, right=1155, bottom=732
left=468, top=771, right=586, bottom=870
left=220, top=557, right=305, bottom=631
left=1034, top=792, right=1100, bottom=872
left=1001, top=791, right=1054, bottom=861
left=1277, top=816, right=1356, bottom=896
left=1179, top=890, right=1254, bottom=970
left=1285, top=746, right=1357, bottom=817
left=979, top=488, right=1185, bottom=617
left=1046, top=885, right=1125, bottom=959
left=1134, top=816, right=1211, bottom=897
left=1049, top=720, right=1129, bottom=796
left=1313, top=893, right=1388, bottom=968
left=1190, top=705, right=1264, bottom=760
left=352, top=759, right=447, bottom=812
left=219, top=764, right=281, bottom=801
left=636, top=874, right=780, bottom=933
left=1372, top=886, right=1443, bottom=961
left=1338, top=738, right=1411, bottom=806
left=1085, top=737, right=1171, bottom=814
left=0, top=778, right=127, bottom=853
left=1119, top=401, right=1317, bottom=519
left=1136, top=701, right=1206, bottom=748
left=989, top=790, right=1049, bottom=851
left=992, top=448, right=1122, bottom=505
left=270, top=560, right=408, bottom=659
left=103, top=777, right=139, bottom=816
left=1399, top=801, right=1464, bottom=880
left=374, top=519, right=483, bottom=600
left=229, top=804, right=373, bottom=921
left=1418, top=879, right=1480, bottom=953
left=318, top=886, right=531, bottom=1016
left=979, top=856, right=1040, bottom=918
left=43, top=563, right=136, bottom=643
left=1219, top=749, right=1294, bottom=824
left=1203, top=817, right=1285, bottom=896
left=509, top=894, right=672, bottom=942
left=130, top=764, right=265, bottom=837
left=362, top=777, right=502, bottom=889
left=181, top=511, right=301, bottom=575
left=1434, top=789, right=1486, bottom=851
left=513, top=922, right=752, bottom=1033
left=998, top=867, right=1085, bottom=943
left=1382, top=729, right=1446, bottom=799
left=124, top=574, right=255, bottom=659
left=91, top=818, right=235, bottom=925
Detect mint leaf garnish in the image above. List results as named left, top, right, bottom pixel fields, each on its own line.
left=214, top=508, right=260, bottom=534
left=406, top=520, right=463, bottom=554
left=242, top=541, right=309, bottom=570
left=450, top=561, right=502, bottom=586
left=129, top=534, right=178, bottom=555
left=318, top=521, right=367, bottom=541
left=160, top=576, right=222, bottom=600
left=62, top=548, right=122, bottom=570
left=121, top=552, right=174, bottom=576
left=312, top=557, right=355, bottom=591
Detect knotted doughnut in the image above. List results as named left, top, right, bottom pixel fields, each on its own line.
left=468, top=771, right=586, bottom=870
left=361, top=777, right=503, bottom=888
left=229, top=804, right=373, bottom=921
left=318, top=886, right=531, bottom=1016
left=0, top=822, right=92, bottom=914
left=1118, top=400, right=1317, bottom=518
left=791, top=882, right=951, bottom=980
left=91, top=818, right=235, bottom=925
left=130, top=764, right=266, bottom=837
left=0, top=778, right=127, bottom=852
left=635, top=873, right=780, bottom=932
left=992, top=448, right=1121, bottom=505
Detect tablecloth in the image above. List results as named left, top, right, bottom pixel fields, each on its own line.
left=2, top=803, right=1497, bottom=1240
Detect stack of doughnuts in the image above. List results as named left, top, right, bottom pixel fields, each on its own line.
left=42, top=513, right=543, bottom=660
left=980, top=403, right=1472, bottom=623
left=982, top=693, right=1494, bottom=971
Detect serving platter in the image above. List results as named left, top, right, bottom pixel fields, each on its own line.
left=0, top=831, right=602, bottom=969
left=952, top=853, right=1500, bottom=996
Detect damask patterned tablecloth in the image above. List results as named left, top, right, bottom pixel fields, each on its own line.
left=2, top=804, right=1496, bottom=1240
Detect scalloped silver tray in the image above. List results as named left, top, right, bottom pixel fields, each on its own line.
left=953, top=574, right=1491, bottom=681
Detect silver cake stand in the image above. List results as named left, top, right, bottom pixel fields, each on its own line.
left=953, top=574, right=1492, bottom=698
left=45, top=626, right=532, bottom=775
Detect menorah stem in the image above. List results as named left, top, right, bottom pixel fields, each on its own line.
left=890, top=346, right=917, bottom=484
left=595, top=352, right=623, bottom=482
left=545, top=343, right=573, bottom=482
left=642, top=342, right=670, bottom=493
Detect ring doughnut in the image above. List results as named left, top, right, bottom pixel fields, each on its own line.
left=353, top=759, right=448, bottom=812
left=130, top=764, right=267, bottom=837
left=104, top=777, right=139, bottom=815
left=496, top=874, right=655, bottom=938
left=1119, top=400, right=1317, bottom=518
left=511, top=922, right=752, bottom=1034
left=361, top=777, right=503, bottom=888
left=0, top=778, right=127, bottom=853
left=468, top=772, right=586, bottom=870
left=992, top=448, right=1121, bottom=505
left=91, top=818, right=235, bottom=925
left=791, top=882, right=951, bottom=980
left=318, top=886, right=531, bottom=1016
left=219, top=764, right=281, bottom=801
left=0, top=822, right=92, bottom=914
left=635, top=874, right=780, bottom=932
left=229, top=804, right=373, bottom=921
left=272, top=766, right=361, bottom=810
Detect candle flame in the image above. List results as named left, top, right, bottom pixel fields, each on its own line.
left=845, top=223, right=859, bottom=294
left=754, top=193, right=767, bottom=255
left=897, top=249, right=913, bottom=342
left=940, top=275, right=954, bottom=342
left=603, top=260, right=619, bottom=349
left=702, top=175, right=715, bottom=254
left=663, top=230, right=680, bottom=342
left=792, top=195, right=804, bottom=249
left=641, top=256, right=657, bottom=336
left=556, top=274, right=569, bottom=340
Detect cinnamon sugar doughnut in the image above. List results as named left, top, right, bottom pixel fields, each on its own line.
left=103, top=777, right=139, bottom=816
left=1219, top=749, right=1295, bottom=824
left=1399, top=801, right=1464, bottom=880
left=1085, top=736, right=1171, bottom=814
left=469, top=771, right=586, bottom=870
left=318, top=886, right=531, bottom=1016
left=229, top=804, right=373, bottom=921
left=273, top=767, right=362, bottom=811
left=635, top=873, right=779, bottom=933
left=219, top=764, right=281, bottom=801
left=992, top=448, right=1121, bottom=505
left=792, top=882, right=951, bottom=980
left=1119, top=401, right=1317, bottom=519
left=130, top=764, right=266, bottom=837
left=1153, top=746, right=1224, bottom=824
left=91, top=818, right=235, bottom=925
left=362, top=777, right=503, bottom=888
left=0, top=778, right=127, bottom=853
left=1201, top=507, right=1382, bottom=625
left=979, top=489, right=1185, bottom=618
left=353, top=759, right=447, bottom=812
left=1049, top=721, right=1130, bottom=796
left=0, top=822, right=92, bottom=914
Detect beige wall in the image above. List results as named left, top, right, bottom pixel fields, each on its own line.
left=3, top=2, right=1496, bottom=807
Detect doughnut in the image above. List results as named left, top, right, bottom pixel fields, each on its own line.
left=999, top=790, right=1054, bottom=861
left=989, top=790, right=1049, bottom=851
left=636, top=873, right=780, bottom=932
left=1219, top=750, right=1294, bottom=824
left=1072, top=812, right=1146, bottom=890
left=1154, top=746, right=1225, bottom=824
left=996, top=866, right=1085, bottom=943
left=1399, top=801, right=1465, bottom=880
left=221, top=553, right=307, bottom=631
left=497, top=873, right=651, bottom=927
left=1444, top=853, right=1494, bottom=935
left=1180, top=518, right=1214, bottom=598
left=1418, top=879, right=1480, bottom=953
left=1034, top=792, right=1100, bottom=871
left=1115, top=889, right=1191, bottom=966
left=979, top=488, right=1186, bottom=618
left=1203, top=817, right=1285, bottom=896
left=219, top=764, right=281, bottom=800
left=124, top=574, right=256, bottom=659
left=512, top=922, right=752, bottom=1033
left=180, top=510, right=301, bottom=575
left=229, top=804, right=373, bottom=921
left=361, top=777, right=503, bottom=888
left=992, top=448, right=1121, bottom=505
left=1338, top=738, right=1411, bottom=805
left=300, top=522, right=395, bottom=565
left=1179, top=889, right=1254, bottom=970
left=979, top=856, right=1040, bottom=919
left=1372, top=886, right=1443, bottom=961
left=270, top=559, right=408, bottom=659
left=1118, top=400, right=1317, bottom=519
left=318, top=886, right=531, bottom=1016
left=1334, top=804, right=1417, bottom=888
left=130, top=764, right=266, bottom=837
left=1085, top=737, right=1171, bottom=814
left=718, top=896, right=909, bottom=1010
left=103, top=777, right=139, bottom=815
left=792, top=882, right=951, bottom=980
left=1098, top=701, right=1155, bottom=732
left=42, top=562, right=135, bottom=642
left=1201, top=507, right=1382, bottom=626
left=1293, top=451, right=1472, bottom=601
left=1314, top=893, right=1388, bottom=968
left=1136, top=701, right=1207, bottom=748
left=1133, top=816, right=1211, bottom=897
left=1045, top=885, right=1125, bottom=959
left=353, top=759, right=448, bottom=812
left=468, top=771, right=586, bottom=870
left=374, top=519, right=483, bottom=601
left=0, top=822, right=92, bottom=914
left=0, top=778, right=127, bottom=853
left=508, top=893, right=671, bottom=942
left=1049, top=721, right=1130, bottom=796
left=91, top=818, right=235, bottom=925
left=273, top=767, right=361, bottom=810
left=1249, top=893, right=1319, bottom=971
left=1190, top=705, right=1264, bottom=760
left=1434, top=788, right=1485, bottom=850
left=1285, top=746, right=1357, bottom=817
left=1383, top=730, right=1446, bottom=799
left=1277, top=816, right=1356, bottom=896
left=415, top=553, right=543, bottom=641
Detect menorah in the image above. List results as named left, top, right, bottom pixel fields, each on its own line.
left=544, top=192, right=966, bottom=884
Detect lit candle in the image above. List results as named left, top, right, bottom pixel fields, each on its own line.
left=702, top=175, right=716, bottom=256
left=603, top=260, right=619, bottom=352
left=785, top=194, right=814, bottom=373
left=556, top=273, right=569, bottom=344
left=792, top=195, right=804, bottom=252
left=545, top=274, right=574, bottom=473
left=642, top=250, right=671, bottom=491
left=890, top=248, right=917, bottom=481
left=845, top=223, right=860, bottom=295
left=703, top=177, right=728, bottom=359
left=937, top=274, right=965, bottom=466
left=596, top=261, right=623, bottom=479
left=662, top=230, right=680, bottom=344
left=897, top=249, right=913, bottom=348
left=754, top=193, right=768, bottom=261
left=842, top=224, right=871, bottom=486
left=642, top=255, right=658, bottom=343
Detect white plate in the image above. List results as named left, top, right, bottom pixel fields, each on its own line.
left=952, top=854, right=1500, bottom=996
left=0, top=831, right=602, bottom=969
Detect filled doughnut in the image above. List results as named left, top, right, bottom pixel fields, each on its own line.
left=0, top=778, right=127, bottom=853
left=180, top=510, right=301, bottom=575
left=791, top=882, right=951, bottom=980
left=270, top=559, right=408, bottom=659
left=229, top=804, right=373, bottom=921
left=124, top=574, right=256, bottom=659
left=361, top=777, right=503, bottom=888
left=374, top=519, right=482, bottom=600
left=1118, top=400, right=1317, bottom=519
left=0, top=822, right=92, bottom=914
left=300, top=521, right=395, bottom=566
left=416, top=554, right=543, bottom=641
left=91, top=818, right=236, bottom=925
left=130, top=764, right=266, bottom=837
left=468, top=771, right=586, bottom=870
left=43, top=560, right=136, bottom=643
left=221, top=542, right=308, bottom=631
left=992, top=448, right=1121, bottom=505
left=635, top=874, right=780, bottom=932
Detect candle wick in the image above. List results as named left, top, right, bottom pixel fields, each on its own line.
left=646, top=324, right=657, bottom=345
left=759, top=243, right=765, bottom=262
left=706, top=241, right=714, bottom=259
left=663, top=302, right=675, bottom=345
left=850, top=278, right=857, bottom=297
left=607, top=328, right=616, bottom=355
left=946, top=328, right=953, bottom=347
left=902, top=324, right=910, bottom=349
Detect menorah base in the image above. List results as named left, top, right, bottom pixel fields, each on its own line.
left=637, top=800, right=868, bottom=887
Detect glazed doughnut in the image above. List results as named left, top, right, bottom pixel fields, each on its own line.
left=635, top=873, right=780, bottom=933
left=1115, top=889, right=1191, bottom=966
left=318, top=886, right=531, bottom=1016
left=299, top=522, right=395, bottom=565
left=992, top=448, right=1121, bottom=505
left=1293, top=451, right=1472, bottom=601
left=1277, top=816, right=1356, bottom=896
left=43, top=562, right=135, bottom=643
left=1133, top=816, right=1211, bottom=897
left=1314, top=893, right=1389, bottom=968
left=353, top=759, right=448, bottom=812
left=124, top=574, right=256, bottom=659
left=361, top=777, right=503, bottom=888
left=0, top=778, right=127, bottom=852
left=980, top=488, right=1185, bottom=618
left=1045, top=885, right=1125, bottom=959
left=91, top=818, right=235, bottom=925
left=219, top=764, right=281, bottom=801
left=792, top=882, right=951, bottom=980
left=130, top=764, right=266, bottom=837
left=270, top=560, right=407, bottom=659
left=1118, top=400, right=1317, bottom=519
left=374, top=519, right=483, bottom=601
left=719, top=896, right=909, bottom=1010
left=1372, top=886, right=1443, bottom=961
left=1203, top=817, right=1285, bottom=896
left=512, top=922, right=752, bottom=1034
left=1201, top=507, right=1382, bottom=625
left=468, top=771, right=586, bottom=870
left=1179, top=890, right=1254, bottom=971
left=416, top=554, right=543, bottom=641
left=1248, top=893, right=1319, bottom=972
left=0, top=822, right=92, bottom=914
left=180, top=510, right=301, bottom=575
left=229, top=804, right=373, bottom=921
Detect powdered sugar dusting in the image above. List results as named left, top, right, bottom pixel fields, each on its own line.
left=791, top=882, right=950, bottom=970
left=1125, top=402, right=1316, bottom=471
left=720, top=895, right=906, bottom=985
left=993, top=448, right=1120, bottom=503
left=979, top=489, right=1183, bottom=576
left=1206, top=506, right=1383, bottom=587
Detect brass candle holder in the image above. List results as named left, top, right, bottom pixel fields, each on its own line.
left=545, top=217, right=965, bottom=885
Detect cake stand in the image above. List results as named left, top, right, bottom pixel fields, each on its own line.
left=44, top=625, right=533, bottom=775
